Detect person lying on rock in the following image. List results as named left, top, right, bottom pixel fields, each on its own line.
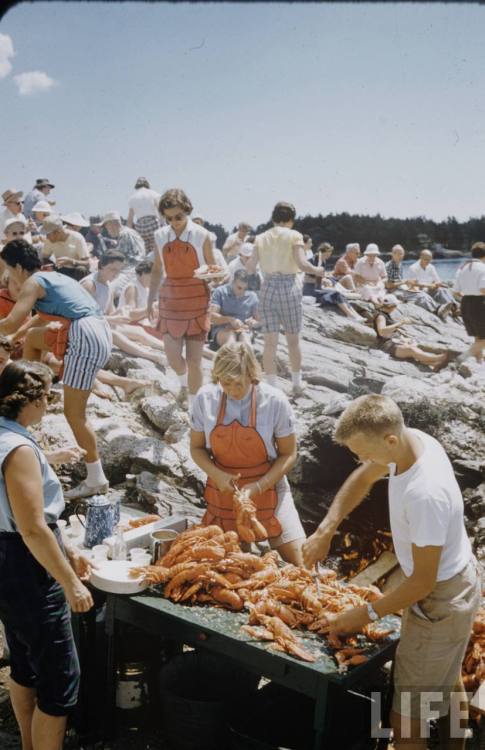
left=303, top=394, right=480, bottom=750
left=373, top=294, right=450, bottom=370
left=190, top=341, right=306, bottom=565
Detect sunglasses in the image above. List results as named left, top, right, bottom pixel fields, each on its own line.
left=9, top=231, right=25, bottom=237
left=7, top=201, right=23, bottom=206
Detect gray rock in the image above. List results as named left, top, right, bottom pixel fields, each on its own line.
left=140, top=397, right=187, bottom=435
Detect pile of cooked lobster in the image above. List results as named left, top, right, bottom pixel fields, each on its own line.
left=131, top=524, right=394, bottom=665
left=462, top=608, right=485, bottom=694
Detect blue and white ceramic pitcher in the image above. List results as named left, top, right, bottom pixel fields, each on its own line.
left=76, top=495, right=115, bottom=548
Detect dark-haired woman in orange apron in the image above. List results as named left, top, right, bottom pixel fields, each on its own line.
left=190, top=341, right=306, bottom=565
left=148, top=190, right=217, bottom=409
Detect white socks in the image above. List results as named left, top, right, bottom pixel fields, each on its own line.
left=85, top=460, right=108, bottom=487
left=178, top=371, right=188, bottom=387
left=291, top=371, right=302, bottom=387
left=266, top=374, right=277, bottom=387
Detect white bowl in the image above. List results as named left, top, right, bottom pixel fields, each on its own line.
left=90, top=560, right=149, bottom=595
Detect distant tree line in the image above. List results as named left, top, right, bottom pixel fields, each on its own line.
left=210, top=213, right=485, bottom=257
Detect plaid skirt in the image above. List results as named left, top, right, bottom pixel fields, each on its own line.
left=260, top=274, right=302, bottom=334
left=135, top=215, right=160, bottom=254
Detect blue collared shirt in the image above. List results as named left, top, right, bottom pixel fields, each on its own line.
left=0, top=417, right=64, bottom=532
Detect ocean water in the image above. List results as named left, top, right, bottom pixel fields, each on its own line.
left=402, top=257, right=467, bottom=283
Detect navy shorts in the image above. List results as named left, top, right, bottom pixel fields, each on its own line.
left=0, top=527, right=80, bottom=716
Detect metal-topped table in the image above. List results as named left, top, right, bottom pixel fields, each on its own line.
left=104, top=590, right=400, bottom=748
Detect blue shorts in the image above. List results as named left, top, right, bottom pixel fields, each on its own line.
left=0, top=527, right=80, bottom=716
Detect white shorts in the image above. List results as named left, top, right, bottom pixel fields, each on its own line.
left=270, top=489, right=305, bottom=548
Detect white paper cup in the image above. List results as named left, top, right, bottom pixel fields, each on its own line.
left=129, top=547, right=147, bottom=560
left=93, top=544, right=109, bottom=560
left=131, top=552, right=152, bottom=566
left=57, top=519, right=67, bottom=530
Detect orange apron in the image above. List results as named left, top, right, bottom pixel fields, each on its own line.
left=37, top=312, right=71, bottom=377
left=158, top=238, right=210, bottom=340
left=203, top=386, right=282, bottom=538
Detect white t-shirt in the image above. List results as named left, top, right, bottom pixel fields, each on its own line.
left=42, top=229, right=89, bottom=261
left=353, top=257, right=387, bottom=283
left=407, top=261, right=441, bottom=285
left=388, top=429, right=471, bottom=581
left=453, top=260, right=485, bottom=296
left=128, top=188, right=161, bottom=222
left=191, top=382, right=295, bottom=495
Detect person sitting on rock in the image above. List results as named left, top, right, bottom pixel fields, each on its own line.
left=407, top=249, right=459, bottom=316
left=332, top=243, right=361, bottom=290
left=81, top=253, right=165, bottom=369
left=227, top=240, right=262, bottom=291
left=352, top=244, right=387, bottom=304
left=40, top=215, right=90, bottom=281
left=373, top=294, right=449, bottom=370
left=453, top=242, right=485, bottom=364
left=209, top=270, right=259, bottom=351
left=385, top=244, right=453, bottom=320
left=302, top=244, right=365, bottom=321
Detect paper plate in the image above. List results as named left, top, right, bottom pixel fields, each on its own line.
left=193, top=270, right=226, bottom=280
left=90, top=560, right=149, bottom=595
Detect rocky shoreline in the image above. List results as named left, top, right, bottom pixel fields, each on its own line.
left=33, top=299, right=485, bottom=566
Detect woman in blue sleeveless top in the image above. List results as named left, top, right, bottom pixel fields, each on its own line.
left=0, top=240, right=112, bottom=500
left=0, top=361, right=93, bottom=746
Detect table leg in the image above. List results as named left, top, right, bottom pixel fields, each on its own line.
left=377, top=660, right=395, bottom=750
left=313, top=680, right=329, bottom=750
left=103, top=595, right=117, bottom=740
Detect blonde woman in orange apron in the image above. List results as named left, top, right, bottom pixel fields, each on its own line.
left=190, top=341, right=306, bottom=565
left=148, top=189, right=216, bottom=409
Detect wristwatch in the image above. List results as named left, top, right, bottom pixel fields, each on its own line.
left=367, top=602, right=380, bottom=622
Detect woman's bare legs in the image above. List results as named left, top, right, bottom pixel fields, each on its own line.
left=63, top=386, right=98, bottom=462
left=111, top=330, right=164, bottom=367
left=9, top=679, right=35, bottom=750
left=186, top=338, right=205, bottom=395
left=10, top=678, right=68, bottom=750
left=116, top=324, right=165, bottom=352
left=394, top=344, right=447, bottom=368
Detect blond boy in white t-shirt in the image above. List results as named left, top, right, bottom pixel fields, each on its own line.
left=303, top=394, right=480, bottom=749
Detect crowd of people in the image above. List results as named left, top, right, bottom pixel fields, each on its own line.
left=0, top=178, right=483, bottom=749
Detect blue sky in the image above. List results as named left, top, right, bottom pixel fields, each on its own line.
left=1, top=2, right=485, bottom=229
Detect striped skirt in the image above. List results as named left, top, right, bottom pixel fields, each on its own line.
left=63, top=316, right=112, bottom=390
left=135, top=215, right=160, bottom=255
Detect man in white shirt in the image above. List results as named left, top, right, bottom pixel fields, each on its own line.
left=41, top=215, right=90, bottom=279
left=127, top=177, right=161, bottom=255
left=303, top=394, right=480, bottom=749
left=407, top=249, right=458, bottom=312
left=222, top=222, right=251, bottom=259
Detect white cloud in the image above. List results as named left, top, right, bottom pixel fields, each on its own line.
left=0, top=33, right=14, bottom=79
left=14, top=70, right=57, bottom=96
